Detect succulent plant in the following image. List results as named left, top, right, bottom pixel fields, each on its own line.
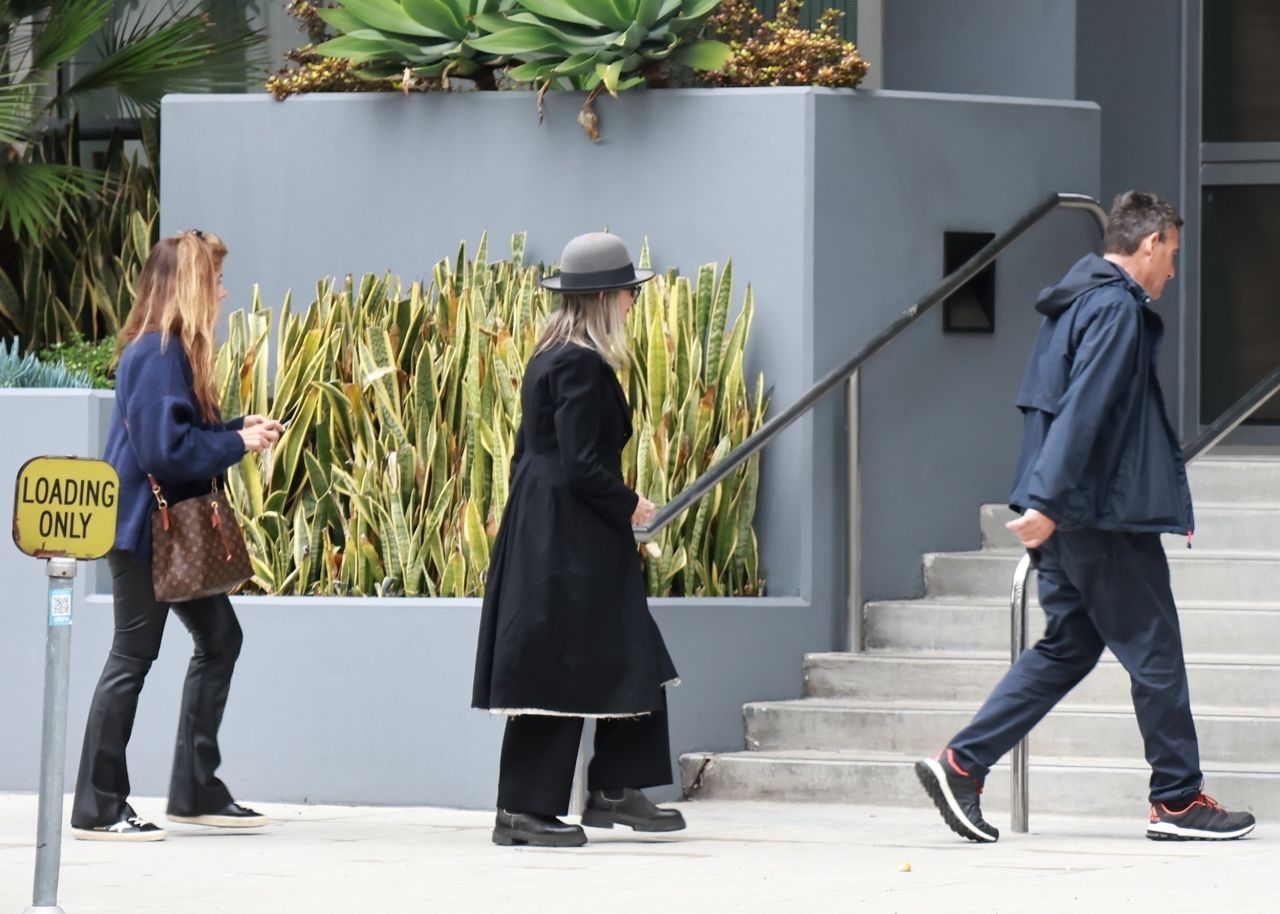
left=305, top=0, right=730, bottom=137
left=469, top=0, right=730, bottom=91
left=314, top=0, right=513, bottom=81
left=216, top=235, right=766, bottom=598
left=0, top=337, right=93, bottom=389
left=470, top=0, right=730, bottom=137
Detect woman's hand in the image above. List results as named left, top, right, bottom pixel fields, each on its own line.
left=238, top=423, right=280, bottom=454
left=631, top=494, right=657, bottom=527
left=242, top=415, right=285, bottom=435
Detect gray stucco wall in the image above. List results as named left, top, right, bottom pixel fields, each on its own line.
left=881, top=0, right=1192, bottom=437
left=0, top=391, right=113, bottom=796
left=160, top=89, right=813, bottom=604
left=1075, top=0, right=1188, bottom=436
left=811, top=92, right=1101, bottom=601
left=883, top=0, right=1078, bottom=101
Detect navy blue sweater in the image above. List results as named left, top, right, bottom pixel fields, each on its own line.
left=104, top=332, right=246, bottom=562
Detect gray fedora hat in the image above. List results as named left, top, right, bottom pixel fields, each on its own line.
left=541, top=232, right=655, bottom=292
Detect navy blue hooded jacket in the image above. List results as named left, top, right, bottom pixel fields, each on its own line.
left=104, top=332, right=246, bottom=562
left=1008, top=253, right=1194, bottom=535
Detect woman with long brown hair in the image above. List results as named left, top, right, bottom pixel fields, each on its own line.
left=70, top=230, right=282, bottom=842
left=473, top=233, right=685, bottom=848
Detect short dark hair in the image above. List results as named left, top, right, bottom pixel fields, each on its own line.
left=1102, top=190, right=1183, bottom=255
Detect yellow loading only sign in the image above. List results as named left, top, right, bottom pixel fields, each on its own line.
left=12, top=456, right=119, bottom=560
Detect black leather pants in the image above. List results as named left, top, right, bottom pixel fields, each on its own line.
left=71, top=550, right=243, bottom=827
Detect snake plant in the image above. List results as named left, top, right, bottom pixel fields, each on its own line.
left=215, top=235, right=765, bottom=598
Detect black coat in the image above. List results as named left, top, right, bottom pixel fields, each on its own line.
left=472, top=342, right=678, bottom=717
left=1008, top=254, right=1193, bottom=534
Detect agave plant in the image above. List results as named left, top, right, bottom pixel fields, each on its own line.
left=472, top=0, right=728, bottom=87
left=470, top=0, right=730, bottom=137
left=0, top=336, right=92, bottom=388
left=214, top=234, right=765, bottom=598
left=314, top=0, right=512, bottom=84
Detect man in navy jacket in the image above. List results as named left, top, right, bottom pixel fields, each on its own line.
left=916, top=191, right=1256, bottom=843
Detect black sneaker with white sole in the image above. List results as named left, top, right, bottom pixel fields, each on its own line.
left=72, top=811, right=166, bottom=842
left=915, top=749, right=1000, bottom=843
left=1147, top=793, right=1255, bottom=841
left=167, top=801, right=268, bottom=829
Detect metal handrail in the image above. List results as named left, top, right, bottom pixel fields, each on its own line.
left=1181, top=363, right=1280, bottom=463
left=1007, top=355, right=1280, bottom=834
left=632, top=191, right=1109, bottom=544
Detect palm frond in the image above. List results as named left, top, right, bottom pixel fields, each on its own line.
left=64, top=4, right=267, bottom=115
left=32, top=0, right=112, bottom=71
left=0, top=81, right=39, bottom=146
left=0, top=160, right=97, bottom=241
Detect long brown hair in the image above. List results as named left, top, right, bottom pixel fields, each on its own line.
left=118, top=230, right=227, bottom=421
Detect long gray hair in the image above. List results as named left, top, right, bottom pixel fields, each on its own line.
left=534, top=290, right=630, bottom=369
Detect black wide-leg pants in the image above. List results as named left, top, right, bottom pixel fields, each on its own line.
left=497, top=693, right=673, bottom=817
left=71, top=550, right=243, bottom=828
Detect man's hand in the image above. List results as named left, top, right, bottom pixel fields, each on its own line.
left=1006, top=508, right=1056, bottom=548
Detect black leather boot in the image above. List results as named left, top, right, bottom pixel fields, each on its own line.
left=492, top=809, right=587, bottom=847
left=581, top=789, right=687, bottom=832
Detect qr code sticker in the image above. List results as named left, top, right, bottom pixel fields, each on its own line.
left=49, top=591, right=72, bottom=626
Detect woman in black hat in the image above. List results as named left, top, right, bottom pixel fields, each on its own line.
left=472, top=232, right=686, bottom=848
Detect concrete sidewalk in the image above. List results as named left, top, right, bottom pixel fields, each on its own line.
left=0, top=794, right=1267, bottom=913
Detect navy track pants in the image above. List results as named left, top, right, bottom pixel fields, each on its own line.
left=949, top=528, right=1202, bottom=806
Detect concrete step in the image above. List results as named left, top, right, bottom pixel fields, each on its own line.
left=802, top=651, right=1280, bottom=709
left=863, top=598, right=1280, bottom=655
left=680, top=749, right=1278, bottom=818
left=1186, top=457, right=1280, bottom=506
left=980, top=503, right=1280, bottom=554
left=923, top=549, right=1280, bottom=602
left=742, top=699, right=1280, bottom=763
left=689, top=456, right=1280, bottom=817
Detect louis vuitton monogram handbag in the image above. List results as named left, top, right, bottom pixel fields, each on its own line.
left=149, top=475, right=252, bottom=603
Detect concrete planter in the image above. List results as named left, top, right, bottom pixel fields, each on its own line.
left=60, top=592, right=818, bottom=807
left=0, top=389, right=819, bottom=806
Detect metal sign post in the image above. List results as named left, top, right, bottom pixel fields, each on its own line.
left=26, top=556, right=77, bottom=914
left=13, top=456, right=119, bottom=914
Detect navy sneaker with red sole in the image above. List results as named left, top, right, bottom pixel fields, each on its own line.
left=1147, top=793, right=1255, bottom=841
left=915, top=749, right=1000, bottom=843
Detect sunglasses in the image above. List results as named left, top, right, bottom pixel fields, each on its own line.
left=187, top=228, right=206, bottom=239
